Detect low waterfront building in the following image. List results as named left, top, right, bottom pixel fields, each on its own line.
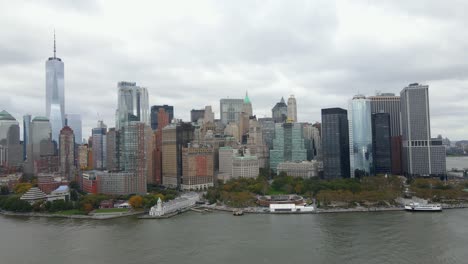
left=257, top=195, right=304, bottom=207
left=269, top=203, right=314, bottom=213
left=20, top=187, right=47, bottom=204
left=149, top=192, right=200, bottom=217
left=276, top=161, right=319, bottom=178
left=47, top=185, right=70, bottom=202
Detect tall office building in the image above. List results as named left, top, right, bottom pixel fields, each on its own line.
left=119, top=122, right=150, bottom=194
left=368, top=93, right=402, bottom=174
left=272, top=97, right=288, bottom=123
left=190, top=109, right=205, bottom=123
left=0, top=110, right=22, bottom=167
left=25, top=116, right=54, bottom=175
left=321, top=108, right=350, bottom=179
left=269, top=122, right=307, bottom=173
left=106, top=128, right=119, bottom=171
left=154, top=108, right=170, bottom=185
left=258, top=118, right=275, bottom=150
left=287, top=95, right=297, bottom=122
left=65, top=114, right=82, bottom=145
left=239, top=93, right=253, bottom=140
left=116, top=81, right=149, bottom=130
left=92, top=121, right=107, bottom=170
left=181, top=145, right=215, bottom=190
left=59, top=126, right=75, bottom=180
left=23, top=114, right=31, bottom=161
left=302, top=123, right=321, bottom=161
left=348, top=95, right=373, bottom=177
left=220, top=98, right=244, bottom=125
left=151, top=105, right=174, bottom=130
left=400, top=83, right=446, bottom=177
left=372, top=113, right=391, bottom=174
left=46, top=33, right=65, bottom=146
left=203, top=105, right=214, bottom=124
left=162, top=122, right=194, bottom=188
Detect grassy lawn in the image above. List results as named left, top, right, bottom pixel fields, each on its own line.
left=54, top=209, right=87, bottom=215
left=94, top=208, right=129, bottom=213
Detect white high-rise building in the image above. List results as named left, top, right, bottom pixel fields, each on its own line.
left=116, top=81, right=149, bottom=130
left=46, top=33, right=65, bottom=146
left=287, top=95, right=297, bottom=122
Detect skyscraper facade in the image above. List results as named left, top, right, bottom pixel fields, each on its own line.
left=65, top=114, right=82, bottom=145
left=119, top=122, right=150, bottom=194
left=25, top=116, right=54, bottom=175
left=59, top=126, right=75, bottom=180
left=272, top=97, right=288, bottom=123
left=92, top=121, right=107, bottom=170
left=372, top=113, right=392, bottom=175
left=106, top=128, right=119, bottom=171
left=181, top=145, right=215, bottom=190
left=400, top=83, right=446, bottom=177
left=23, top=114, right=31, bottom=161
left=348, top=95, right=373, bottom=177
left=46, top=35, right=65, bottom=147
left=162, top=122, right=194, bottom=188
left=269, top=122, right=307, bottom=172
left=0, top=110, right=22, bottom=167
left=150, top=105, right=174, bottom=130
left=287, top=95, right=297, bottom=122
left=116, top=81, right=149, bottom=130
left=368, top=93, right=402, bottom=174
left=321, top=108, right=350, bottom=179
left=154, top=108, right=170, bottom=185
left=220, top=98, right=244, bottom=125
left=190, top=109, right=205, bottom=123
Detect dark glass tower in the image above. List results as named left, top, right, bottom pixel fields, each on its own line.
left=151, top=105, right=174, bottom=130
left=321, top=108, right=350, bottom=179
left=372, top=113, right=392, bottom=174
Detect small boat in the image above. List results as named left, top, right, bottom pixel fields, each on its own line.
left=404, top=202, right=442, bottom=212
left=233, top=209, right=244, bottom=216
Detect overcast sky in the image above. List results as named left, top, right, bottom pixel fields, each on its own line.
left=1, top=0, right=467, bottom=141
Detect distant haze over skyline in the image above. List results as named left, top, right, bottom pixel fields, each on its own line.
left=1, top=1, right=467, bottom=140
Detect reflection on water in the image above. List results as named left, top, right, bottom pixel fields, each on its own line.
left=1, top=210, right=468, bottom=264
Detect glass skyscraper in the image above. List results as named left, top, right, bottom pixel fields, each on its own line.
left=46, top=34, right=65, bottom=147
left=116, top=81, right=149, bottom=130
left=372, top=113, right=392, bottom=174
left=348, top=95, right=373, bottom=177
left=269, top=122, right=307, bottom=173
left=321, top=108, right=350, bottom=179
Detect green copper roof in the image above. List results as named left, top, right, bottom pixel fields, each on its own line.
left=244, top=91, right=251, bottom=104
left=0, top=110, right=15, bottom=121
left=32, top=116, right=49, bottom=122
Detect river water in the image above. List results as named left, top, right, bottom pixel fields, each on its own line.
left=1, top=209, right=468, bottom=264
left=446, top=156, right=468, bottom=170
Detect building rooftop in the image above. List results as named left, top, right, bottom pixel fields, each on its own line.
left=32, top=116, right=50, bottom=122
left=0, top=110, right=15, bottom=121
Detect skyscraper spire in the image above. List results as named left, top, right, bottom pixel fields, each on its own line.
left=53, top=29, right=56, bottom=58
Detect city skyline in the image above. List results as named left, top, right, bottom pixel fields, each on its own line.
left=1, top=1, right=468, bottom=140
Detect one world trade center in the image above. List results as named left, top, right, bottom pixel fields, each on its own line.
left=45, top=32, right=65, bottom=148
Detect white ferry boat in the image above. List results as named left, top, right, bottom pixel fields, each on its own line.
left=404, top=202, right=442, bottom=212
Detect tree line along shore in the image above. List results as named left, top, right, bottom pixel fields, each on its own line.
left=2, top=174, right=468, bottom=217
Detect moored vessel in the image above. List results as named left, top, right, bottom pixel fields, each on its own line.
left=404, top=202, right=442, bottom=212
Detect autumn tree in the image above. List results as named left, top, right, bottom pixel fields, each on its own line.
left=129, top=195, right=143, bottom=209
left=14, top=183, right=32, bottom=194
